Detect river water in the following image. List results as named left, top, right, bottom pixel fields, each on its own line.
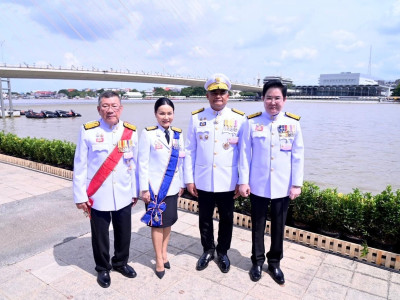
left=1, top=98, right=399, bottom=195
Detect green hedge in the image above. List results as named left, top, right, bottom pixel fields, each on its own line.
left=237, top=182, right=400, bottom=252
left=0, top=131, right=75, bottom=169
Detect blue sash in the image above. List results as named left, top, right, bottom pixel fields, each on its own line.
left=141, top=130, right=180, bottom=226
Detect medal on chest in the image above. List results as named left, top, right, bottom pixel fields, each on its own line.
left=255, top=124, right=264, bottom=131
left=154, top=141, right=163, bottom=150
left=199, top=117, right=207, bottom=127
left=118, top=140, right=132, bottom=153
left=96, top=132, right=104, bottom=142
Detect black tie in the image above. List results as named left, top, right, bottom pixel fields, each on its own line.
left=165, top=129, right=170, bottom=144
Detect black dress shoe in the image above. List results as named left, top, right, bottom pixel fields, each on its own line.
left=268, top=265, right=285, bottom=285
left=249, top=265, right=262, bottom=282
left=97, top=270, right=111, bottom=288
left=113, top=265, right=137, bottom=278
left=164, top=261, right=170, bottom=269
left=155, top=269, right=165, bottom=279
left=196, top=252, right=214, bottom=271
left=217, top=254, right=230, bottom=273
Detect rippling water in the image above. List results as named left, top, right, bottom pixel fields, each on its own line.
left=1, top=98, right=400, bottom=194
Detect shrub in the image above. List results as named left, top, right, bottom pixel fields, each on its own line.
left=368, top=186, right=400, bottom=245
left=0, top=131, right=75, bottom=169
left=291, top=181, right=319, bottom=227
left=315, top=188, right=342, bottom=233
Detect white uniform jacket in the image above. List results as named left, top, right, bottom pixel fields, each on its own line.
left=239, top=111, right=304, bottom=199
left=138, top=124, right=185, bottom=196
left=184, top=106, right=246, bottom=192
left=73, top=119, right=139, bottom=211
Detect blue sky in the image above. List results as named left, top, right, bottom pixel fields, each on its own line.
left=1, top=0, right=400, bottom=92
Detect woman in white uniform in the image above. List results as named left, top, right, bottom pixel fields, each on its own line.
left=138, top=97, right=185, bottom=279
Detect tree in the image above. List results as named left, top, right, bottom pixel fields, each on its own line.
left=392, top=82, right=400, bottom=96
left=153, top=87, right=166, bottom=96
left=180, top=86, right=206, bottom=97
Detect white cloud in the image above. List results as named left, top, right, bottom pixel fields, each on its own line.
left=336, top=41, right=365, bottom=52
left=393, top=0, right=400, bottom=15
left=265, top=16, right=298, bottom=35
left=188, top=46, right=209, bottom=58
left=281, top=47, right=318, bottom=60
left=331, top=30, right=365, bottom=52
left=64, top=52, right=80, bottom=68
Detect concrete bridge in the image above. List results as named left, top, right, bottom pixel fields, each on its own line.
left=0, top=65, right=261, bottom=92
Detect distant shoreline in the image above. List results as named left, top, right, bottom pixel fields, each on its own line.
left=1, top=97, right=399, bottom=107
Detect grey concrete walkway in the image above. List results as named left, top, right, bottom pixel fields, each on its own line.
left=0, top=162, right=399, bottom=300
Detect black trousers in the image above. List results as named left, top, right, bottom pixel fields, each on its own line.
left=90, top=203, right=132, bottom=272
left=197, top=190, right=235, bottom=255
left=250, top=194, right=289, bottom=268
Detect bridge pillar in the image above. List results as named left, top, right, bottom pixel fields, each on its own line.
left=0, top=78, right=12, bottom=118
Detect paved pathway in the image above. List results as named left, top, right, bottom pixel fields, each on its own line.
left=0, top=162, right=399, bottom=299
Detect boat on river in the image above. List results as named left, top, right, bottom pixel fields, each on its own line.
left=55, top=109, right=82, bottom=117
left=25, top=109, right=45, bottom=118
left=41, top=110, right=58, bottom=118
left=23, top=109, right=82, bottom=119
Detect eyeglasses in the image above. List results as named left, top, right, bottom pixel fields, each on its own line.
left=100, top=105, right=120, bottom=111
left=209, top=90, right=228, bottom=96
left=264, top=97, right=283, bottom=103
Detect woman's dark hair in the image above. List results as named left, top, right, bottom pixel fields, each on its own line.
left=154, top=97, right=174, bottom=113
left=262, top=80, right=287, bottom=98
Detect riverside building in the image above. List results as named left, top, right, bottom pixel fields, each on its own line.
left=292, top=72, right=389, bottom=98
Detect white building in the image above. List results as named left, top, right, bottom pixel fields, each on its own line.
left=263, top=76, right=293, bottom=86
left=319, top=72, right=378, bottom=86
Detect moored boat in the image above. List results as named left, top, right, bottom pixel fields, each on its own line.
left=25, top=109, right=45, bottom=118
left=41, top=110, right=58, bottom=118
left=55, top=109, right=82, bottom=117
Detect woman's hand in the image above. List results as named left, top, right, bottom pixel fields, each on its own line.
left=141, top=190, right=150, bottom=204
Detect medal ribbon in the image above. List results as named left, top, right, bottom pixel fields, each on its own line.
left=141, top=130, right=180, bottom=226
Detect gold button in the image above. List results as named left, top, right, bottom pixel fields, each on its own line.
left=214, top=152, right=218, bottom=155
left=271, top=168, right=274, bottom=172
left=215, top=127, right=218, bottom=130
left=271, top=157, right=274, bottom=160
left=271, top=133, right=274, bottom=136
left=215, top=140, right=218, bottom=143
left=213, top=164, right=217, bottom=168
left=271, top=144, right=274, bottom=148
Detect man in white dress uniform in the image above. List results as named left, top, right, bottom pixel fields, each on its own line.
left=185, top=73, right=246, bottom=273
left=239, top=80, right=304, bottom=284
left=73, top=91, right=139, bottom=288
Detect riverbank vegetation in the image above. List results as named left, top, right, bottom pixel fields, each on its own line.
left=1, top=131, right=399, bottom=253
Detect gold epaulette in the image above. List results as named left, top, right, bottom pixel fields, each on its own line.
left=247, top=112, right=262, bottom=119
left=231, top=108, right=245, bottom=116
left=171, top=127, right=182, bottom=133
left=123, top=122, right=137, bottom=131
left=145, top=126, right=157, bottom=131
left=285, top=112, right=301, bottom=121
left=191, top=108, right=204, bottom=115
left=83, top=121, right=100, bottom=130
